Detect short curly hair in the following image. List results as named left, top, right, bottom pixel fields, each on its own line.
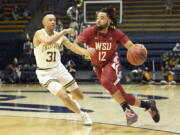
left=96, top=7, right=118, bottom=28
left=41, top=11, right=55, bottom=20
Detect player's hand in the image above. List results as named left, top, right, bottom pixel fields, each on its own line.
left=86, top=47, right=95, bottom=57
left=63, top=28, right=75, bottom=36
left=135, top=43, right=145, bottom=49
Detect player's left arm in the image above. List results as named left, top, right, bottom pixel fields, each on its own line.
left=62, top=36, right=95, bottom=56
left=124, top=40, right=145, bottom=50
left=117, top=29, right=144, bottom=50
left=124, top=40, right=135, bottom=49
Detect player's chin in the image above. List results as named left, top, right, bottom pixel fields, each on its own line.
left=96, top=26, right=104, bottom=31
left=50, top=25, right=55, bottom=29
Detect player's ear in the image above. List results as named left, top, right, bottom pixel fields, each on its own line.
left=42, top=19, right=45, bottom=26
left=108, top=18, right=112, bottom=25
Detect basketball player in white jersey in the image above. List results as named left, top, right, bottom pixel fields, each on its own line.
left=33, top=11, right=95, bottom=125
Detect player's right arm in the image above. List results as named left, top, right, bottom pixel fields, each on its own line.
left=33, top=28, right=75, bottom=47
left=74, top=39, right=84, bottom=46
left=62, top=36, right=95, bottom=56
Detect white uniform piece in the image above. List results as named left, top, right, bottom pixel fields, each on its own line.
left=34, top=29, right=78, bottom=95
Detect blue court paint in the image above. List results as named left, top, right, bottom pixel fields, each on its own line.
left=0, top=95, right=26, bottom=101
left=0, top=103, right=94, bottom=113
left=91, top=94, right=169, bottom=100
left=0, top=90, right=104, bottom=94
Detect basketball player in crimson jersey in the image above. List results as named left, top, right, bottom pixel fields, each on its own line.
left=75, top=8, right=160, bottom=125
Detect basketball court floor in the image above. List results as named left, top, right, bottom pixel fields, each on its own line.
left=0, top=83, right=179, bottom=135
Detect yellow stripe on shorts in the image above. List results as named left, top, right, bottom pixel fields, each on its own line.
left=63, top=79, right=76, bottom=89
left=42, top=79, right=59, bottom=88
left=37, top=67, right=52, bottom=70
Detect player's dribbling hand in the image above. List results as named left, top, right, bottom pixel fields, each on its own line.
left=86, top=47, right=95, bottom=57
left=135, top=43, right=145, bottom=49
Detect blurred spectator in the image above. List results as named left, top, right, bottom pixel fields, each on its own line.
left=20, top=64, right=37, bottom=83
left=20, top=6, right=32, bottom=19
left=141, top=67, right=155, bottom=84
left=23, top=33, right=33, bottom=65
left=173, top=42, right=180, bottom=51
left=67, top=5, right=79, bottom=40
left=4, top=58, right=21, bottom=83
left=0, top=6, right=4, bottom=20
left=0, top=6, right=10, bottom=21
left=174, top=60, right=180, bottom=68
left=65, top=59, right=76, bottom=78
left=22, top=9, right=30, bottom=19
left=173, top=60, right=180, bottom=82
left=56, top=19, right=63, bottom=32
left=23, top=39, right=33, bottom=55
left=67, top=6, right=79, bottom=22
left=160, top=65, right=176, bottom=85
left=66, top=0, right=84, bottom=40
left=165, top=0, right=173, bottom=14
left=131, top=68, right=142, bottom=83
left=75, top=0, right=83, bottom=7
left=12, top=5, right=21, bottom=20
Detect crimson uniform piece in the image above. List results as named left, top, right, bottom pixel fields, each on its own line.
left=78, top=26, right=135, bottom=105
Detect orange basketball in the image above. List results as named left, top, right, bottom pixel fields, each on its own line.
left=127, top=44, right=147, bottom=66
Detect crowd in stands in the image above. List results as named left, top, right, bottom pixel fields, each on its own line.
left=12, top=5, right=31, bottom=20
left=0, top=1, right=31, bottom=21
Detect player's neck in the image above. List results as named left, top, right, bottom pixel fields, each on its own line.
left=99, top=27, right=108, bottom=34
left=44, top=28, right=54, bottom=36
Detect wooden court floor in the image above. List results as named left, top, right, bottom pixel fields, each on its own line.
left=0, top=83, right=180, bottom=135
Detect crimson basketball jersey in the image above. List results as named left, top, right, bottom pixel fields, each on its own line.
left=78, top=26, right=129, bottom=66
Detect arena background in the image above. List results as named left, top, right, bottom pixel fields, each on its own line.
left=0, top=0, right=180, bottom=84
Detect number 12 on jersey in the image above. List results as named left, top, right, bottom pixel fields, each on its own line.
left=99, top=51, right=106, bottom=61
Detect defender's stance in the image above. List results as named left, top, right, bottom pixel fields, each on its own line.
left=33, top=11, right=94, bottom=125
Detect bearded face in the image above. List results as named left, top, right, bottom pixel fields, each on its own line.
left=96, top=12, right=111, bottom=31
left=96, top=21, right=109, bottom=31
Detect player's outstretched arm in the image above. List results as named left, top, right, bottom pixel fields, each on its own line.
left=62, top=36, right=95, bottom=56
left=34, top=28, right=74, bottom=46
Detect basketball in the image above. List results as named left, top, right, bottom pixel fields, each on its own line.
left=127, top=44, right=147, bottom=66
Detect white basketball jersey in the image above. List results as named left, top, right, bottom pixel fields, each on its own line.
left=34, top=29, right=63, bottom=69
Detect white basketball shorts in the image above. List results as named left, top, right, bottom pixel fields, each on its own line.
left=36, top=63, right=78, bottom=95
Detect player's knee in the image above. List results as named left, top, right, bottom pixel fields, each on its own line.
left=47, top=81, right=62, bottom=95
left=101, top=78, right=118, bottom=94
left=55, top=90, right=71, bottom=101
left=67, top=83, right=83, bottom=100
left=60, top=94, right=71, bottom=102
